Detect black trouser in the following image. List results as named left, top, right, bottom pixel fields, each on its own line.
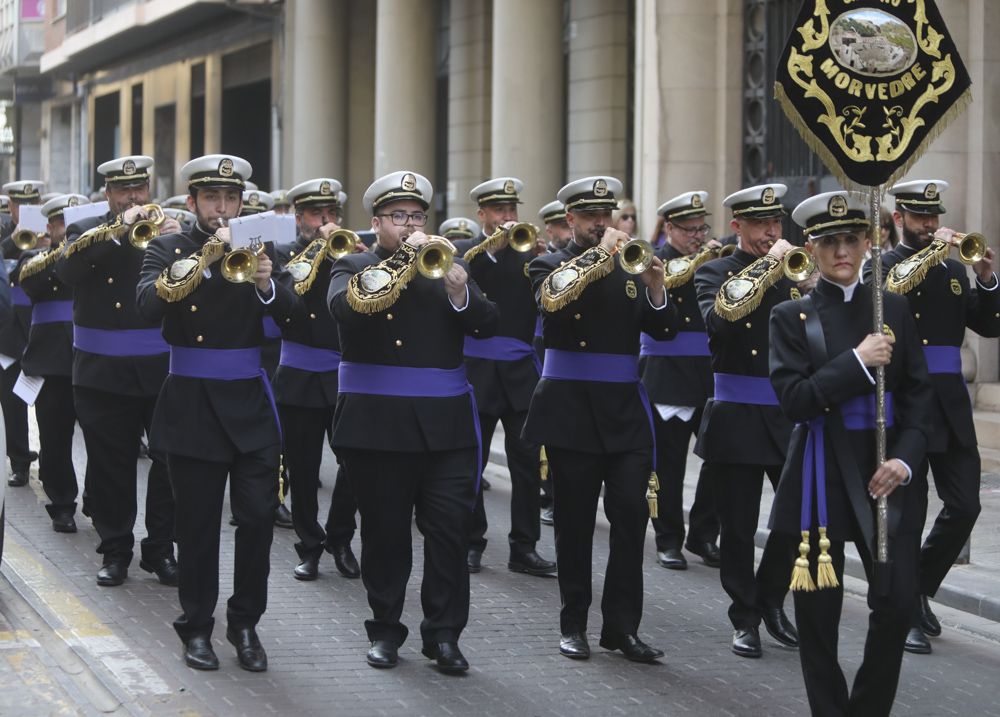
left=650, top=411, right=719, bottom=551
left=35, top=376, right=77, bottom=518
left=74, top=386, right=174, bottom=565
left=546, top=446, right=650, bottom=638
left=341, top=448, right=475, bottom=648
left=470, top=410, right=541, bottom=555
left=793, top=522, right=918, bottom=717
left=711, top=462, right=796, bottom=629
left=279, top=403, right=357, bottom=559
left=167, top=446, right=279, bottom=642
left=2, top=361, right=32, bottom=471
left=918, top=439, right=982, bottom=598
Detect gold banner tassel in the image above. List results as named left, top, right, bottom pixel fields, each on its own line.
left=539, top=446, right=549, bottom=482
left=790, top=530, right=817, bottom=592
left=646, top=472, right=660, bottom=519
left=278, top=454, right=286, bottom=504
left=815, top=527, right=839, bottom=589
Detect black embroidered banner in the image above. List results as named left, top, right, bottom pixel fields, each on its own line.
left=774, top=1, right=971, bottom=188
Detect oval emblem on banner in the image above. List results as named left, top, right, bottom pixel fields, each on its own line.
left=829, top=9, right=918, bottom=79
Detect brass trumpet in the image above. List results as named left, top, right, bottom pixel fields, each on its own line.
left=416, top=237, right=456, bottom=279
left=718, top=243, right=737, bottom=257
left=505, top=222, right=538, bottom=253
left=783, top=247, right=816, bottom=282
left=326, top=228, right=361, bottom=260
left=221, top=243, right=265, bottom=283
left=618, top=238, right=655, bottom=274
left=129, top=204, right=166, bottom=249
left=13, top=229, right=41, bottom=251
left=946, top=231, right=986, bottom=265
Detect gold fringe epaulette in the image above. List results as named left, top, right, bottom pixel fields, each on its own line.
left=346, top=243, right=420, bottom=314
left=18, top=246, right=64, bottom=282
left=154, top=237, right=226, bottom=302
left=462, top=227, right=504, bottom=263
left=713, top=254, right=783, bottom=322
left=62, top=215, right=127, bottom=257
left=663, top=244, right=723, bottom=289
left=285, top=238, right=329, bottom=296
left=540, top=247, right=614, bottom=312
left=885, top=239, right=950, bottom=294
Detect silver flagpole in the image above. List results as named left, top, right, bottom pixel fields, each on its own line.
left=868, top=185, right=890, bottom=571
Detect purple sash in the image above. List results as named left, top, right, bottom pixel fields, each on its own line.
left=464, top=335, right=542, bottom=373
left=639, top=331, right=710, bottom=357
left=74, top=326, right=168, bottom=357
left=262, top=315, right=281, bottom=340
left=713, top=373, right=779, bottom=406
left=922, top=345, right=961, bottom=375
left=279, top=340, right=341, bottom=373
left=534, top=316, right=543, bottom=338
left=31, top=301, right=73, bottom=325
left=11, top=286, right=29, bottom=307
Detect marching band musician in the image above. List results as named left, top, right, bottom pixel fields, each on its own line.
left=538, top=200, right=572, bottom=254
left=453, top=177, right=556, bottom=578
left=0, top=180, right=44, bottom=488
left=770, top=191, right=932, bottom=716
left=863, top=179, right=1000, bottom=654
left=270, top=190, right=292, bottom=215
left=692, top=183, right=799, bottom=658
left=17, top=194, right=88, bottom=534
left=640, top=191, right=720, bottom=571
left=523, top=175, right=674, bottom=663
left=275, top=177, right=360, bottom=581
left=439, top=217, right=481, bottom=242
left=240, top=190, right=274, bottom=217
left=137, top=154, right=296, bottom=672
left=327, top=170, right=497, bottom=674
left=56, top=155, right=179, bottom=588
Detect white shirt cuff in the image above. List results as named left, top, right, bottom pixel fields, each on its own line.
left=256, top=278, right=276, bottom=304
left=853, top=349, right=876, bottom=384
left=646, top=287, right=667, bottom=310
left=485, top=250, right=498, bottom=263
left=977, top=273, right=998, bottom=291
left=895, top=458, right=913, bottom=485
left=450, top=285, right=470, bottom=312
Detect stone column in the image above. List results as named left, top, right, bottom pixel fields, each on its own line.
left=344, top=0, right=376, bottom=229
left=119, top=84, right=133, bottom=155
left=373, top=0, right=436, bottom=179
left=174, top=62, right=193, bottom=191
left=204, top=54, right=223, bottom=154
left=491, top=0, right=565, bottom=220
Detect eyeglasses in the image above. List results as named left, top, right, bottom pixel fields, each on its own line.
left=674, top=223, right=712, bottom=236
left=377, top=211, right=428, bottom=227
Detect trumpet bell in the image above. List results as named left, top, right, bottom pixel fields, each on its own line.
left=221, top=248, right=260, bottom=283
left=13, top=230, right=38, bottom=251
left=954, top=232, right=986, bottom=265
left=783, top=247, right=815, bottom=282
left=129, top=204, right=165, bottom=249
left=327, top=229, right=360, bottom=260
left=416, top=241, right=455, bottom=279
left=506, top=222, right=537, bottom=253
left=619, top=239, right=655, bottom=275
left=718, top=243, right=737, bottom=257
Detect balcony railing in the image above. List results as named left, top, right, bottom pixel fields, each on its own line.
left=66, top=0, right=143, bottom=34
left=0, top=0, right=45, bottom=74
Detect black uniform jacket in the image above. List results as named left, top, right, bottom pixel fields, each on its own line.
left=0, top=259, right=31, bottom=361
left=864, top=245, right=1000, bottom=452
left=273, top=236, right=339, bottom=408
left=56, top=212, right=168, bottom=396
left=693, top=248, right=796, bottom=465
left=136, top=224, right=297, bottom=461
left=522, top=240, right=679, bottom=452
left=768, top=280, right=932, bottom=550
left=453, top=232, right=540, bottom=415
left=1, top=215, right=20, bottom=259
left=328, top=243, right=499, bottom=453
left=640, top=243, right=713, bottom=407
left=18, top=248, right=74, bottom=378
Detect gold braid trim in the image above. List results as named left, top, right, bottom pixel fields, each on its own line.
left=154, top=237, right=226, bottom=302
left=885, top=239, right=949, bottom=294
left=462, top=227, right=504, bottom=263
left=713, top=254, right=783, bottom=322
left=286, top=238, right=330, bottom=296
left=19, top=245, right=65, bottom=282
left=540, top=247, right=614, bottom=312
left=346, top=243, right=420, bottom=314
left=62, top=215, right=128, bottom=257
left=663, top=244, right=723, bottom=289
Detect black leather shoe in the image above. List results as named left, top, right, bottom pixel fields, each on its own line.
left=328, top=544, right=360, bottom=578
left=904, top=626, right=932, bottom=655
left=421, top=642, right=469, bottom=674
left=540, top=506, right=554, bottom=526
left=918, top=595, right=942, bottom=637
left=139, top=556, right=179, bottom=587
left=600, top=634, right=664, bottom=663
left=467, top=548, right=482, bottom=573
left=508, top=550, right=557, bottom=577
left=183, top=635, right=219, bottom=671
left=762, top=607, right=798, bottom=648
left=7, top=470, right=28, bottom=487
left=226, top=626, right=268, bottom=672
left=366, top=640, right=398, bottom=668
left=294, top=554, right=320, bottom=581
left=481, top=477, right=491, bottom=491
left=656, top=548, right=687, bottom=570
left=732, top=627, right=762, bottom=658
left=52, top=513, right=77, bottom=534
left=273, top=503, right=293, bottom=529
left=97, top=561, right=128, bottom=587
left=685, top=540, right=722, bottom=568
left=559, top=632, right=590, bottom=659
